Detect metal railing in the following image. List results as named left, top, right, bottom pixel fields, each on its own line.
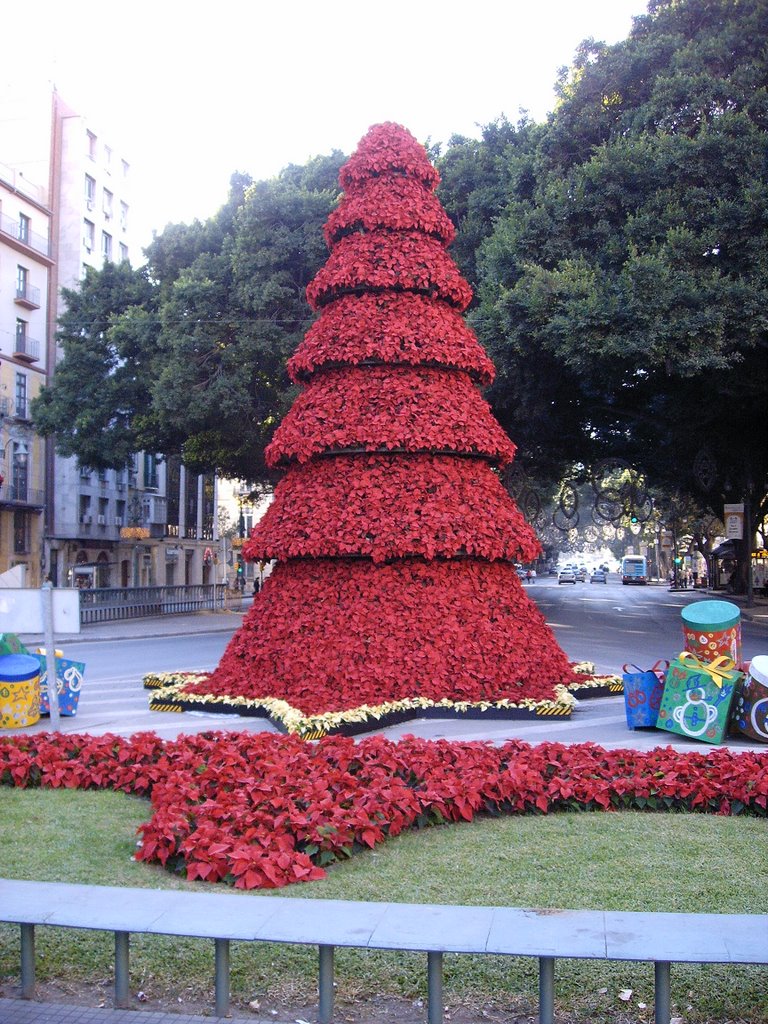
left=2, top=878, right=766, bottom=1024
left=0, top=211, right=51, bottom=257
left=13, top=334, right=41, bottom=360
left=78, top=583, right=227, bottom=624
left=15, top=283, right=41, bottom=307
left=0, top=483, right=45, bottom=507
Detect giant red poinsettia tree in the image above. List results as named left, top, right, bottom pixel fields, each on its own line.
left=161, top=123, right=583, bottom=733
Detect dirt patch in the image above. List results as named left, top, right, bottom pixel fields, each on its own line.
left=0, top=976, right=655, bottom=1022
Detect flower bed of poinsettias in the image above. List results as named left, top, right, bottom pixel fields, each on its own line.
left=1, top=731, right=765, bottom=890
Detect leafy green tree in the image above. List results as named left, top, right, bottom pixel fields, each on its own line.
left=149, top=157, right=343, bottom=479
left=435, top=117, right=541, bottom=288
left=474, top=0, right=768, bottom=542
left=31, top=261, right=158, bottom=469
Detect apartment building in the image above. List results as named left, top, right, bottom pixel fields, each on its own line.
left=0, top=83, right=217, bottom=589
left=0, top=160, right=51, bottom=586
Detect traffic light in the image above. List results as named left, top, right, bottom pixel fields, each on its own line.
left=674, top=556, right=682, bottom=564
left=236, top=559, right=244, bottom=577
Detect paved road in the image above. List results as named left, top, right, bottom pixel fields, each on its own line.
left=10, top=582, right=767, bottom=753
left=526, top=576, right=767, bottom=672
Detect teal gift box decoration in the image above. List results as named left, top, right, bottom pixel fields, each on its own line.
left=656, top=652, right=741, bottom=744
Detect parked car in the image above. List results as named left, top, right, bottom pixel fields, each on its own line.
left=558, top=569, right=577, bottom=584
left=590, top=570, right=607, bottom=584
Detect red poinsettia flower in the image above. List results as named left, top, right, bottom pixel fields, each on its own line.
left=339, top=122, right=440, bottom=191
left=306, top=230, right=473, bottom=312
left=266, top=366, right=516, bottom=468
left=243, top=454, right=541, bottom=564
left=288, top=293, right=495, bottom=386
left=4, top=731, right=763, bottom=891
left=187, top=122, right=574, bottom=724
left=201, top=559, right=573, bottom=714
left=325, top=176, right=456, bottom=247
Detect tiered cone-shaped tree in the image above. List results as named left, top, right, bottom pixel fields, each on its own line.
left=173, top=123, right=579, bottom=732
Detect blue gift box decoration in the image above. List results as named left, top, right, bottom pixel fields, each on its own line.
left=622, top=661, right=667, bottom=729
left=37, top=656, right=85, bottom=717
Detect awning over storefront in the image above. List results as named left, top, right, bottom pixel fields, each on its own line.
left=711, top=540, right=737, bottom=558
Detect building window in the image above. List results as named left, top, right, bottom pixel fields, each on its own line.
left=144, top=453, right=158, bottom=490
left=101, top=231, right=112, bottom=261
left=86, top=131, right=97, bottom=160
left=15, top=372, right=28, bottom=419
left=103, top=144, right=112, bottom=171
left=11, top=441, right=29, bottom=502
left=85, top=174, right=96, bottom=210
left=13, top=511, right=29, bottom=554
left=119, top=243, right=129, bottom=263
left=15, top=320, right=27, bottom=357
left=16, top=266, right=28, bottom=300
left=83, top=219, right=95, bottom=253
left=119, top=201, right=128, bottom=231
left=96, top=552, right=110, bottom=588
left=18, top=214, right=30, bottom=244
left=103, top=188, right=113, bottom=219
left=121, top=159, right=130, bottom=178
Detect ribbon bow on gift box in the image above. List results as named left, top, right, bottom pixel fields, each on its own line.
left=678, top=651, right=736, bottom=689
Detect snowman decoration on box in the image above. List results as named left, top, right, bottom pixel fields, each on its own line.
left=672, top=686, right=719, bottom=738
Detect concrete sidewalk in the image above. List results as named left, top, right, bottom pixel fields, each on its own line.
left=16, top=603, right=252, bottom=648
left=0, top=998, right=278, bottom=1024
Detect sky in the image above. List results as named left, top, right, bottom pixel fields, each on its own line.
left=4, top=0, right=647, bottom=251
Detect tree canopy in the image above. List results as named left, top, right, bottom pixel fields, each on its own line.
left=31, top=260, right=158, bottom=468
left=465, top=0, right=767, bottom=518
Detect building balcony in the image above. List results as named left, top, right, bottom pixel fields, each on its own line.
left=0, top=483, right=45, bottom=509
left=0, top=211, right=51, bottom=259
left=14, top=335, right=41, bottom=363
left=14, top=284, right=41, bottom=309
left=11, top=397, right=32, bottom=418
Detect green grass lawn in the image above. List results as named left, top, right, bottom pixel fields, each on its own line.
left=0, top=787, right=766, bottom=1022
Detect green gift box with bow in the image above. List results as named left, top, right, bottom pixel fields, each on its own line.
left=0, top=634, right=30, bottom=658
left=656, top=652, right=742, bottom=745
